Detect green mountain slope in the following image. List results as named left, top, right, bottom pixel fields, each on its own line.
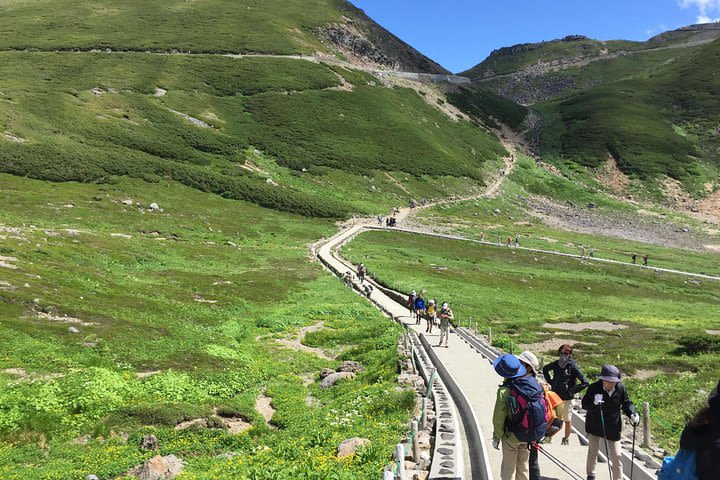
left=535, top=38, right=720, bottom=189
left=0, top=1, right=504, bottom=218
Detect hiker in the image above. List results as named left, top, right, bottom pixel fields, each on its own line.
left=677, top=379, right=720, bottom=480
left=581, top=245, right=586, bottom=258
left=589, top=248, right=594, bottom=258
left=357, top=263, right=367, bottom=282
left=631, top=254, right=637, bottom=264
left=643, top=254, right=648, bottom=267
left=361, top=281, right=373, bottom=298
left=377, top=215, right=383, bottom=225
left=542, top=344, right=589, bottom=445
left=518, top=351, right=565, bottom=480
left=515, top=236, right=520, bottom=247
left=437, top=303, right=453, bottom=347
left=425, top=299, right=436, bottom=333
left=407, top=291, right=417, bottom=315
left=492, top=354, right=548, bottom=480
left=414, top=293, right=426, bottom=325
left=342, top=271, right=353, bottom=287
left=581, top=365, right=640, bottom=480
left=507, top=236, right=513, bottom=247
left=480, top=232, right=486, bottom=242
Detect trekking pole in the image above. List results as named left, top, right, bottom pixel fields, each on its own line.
left=630, top=423, right=637, bottom=480
left=600, top=408, right=614, bottom=480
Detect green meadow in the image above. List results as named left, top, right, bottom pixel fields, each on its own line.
left=345, top=229, right=720, bottom=449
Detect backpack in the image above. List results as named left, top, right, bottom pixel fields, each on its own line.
left=658, top=449, right=699, bottom=480
left=506, top=376, right=549, bottom=443
left=542, top=385, right=564, bottom=437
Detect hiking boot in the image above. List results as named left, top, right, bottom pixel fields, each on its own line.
left=587, top=476, right=595, bottom=480
left=561, top=437, right=569, bottom=445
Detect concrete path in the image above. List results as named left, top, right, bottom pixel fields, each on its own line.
left=317, top=224, right=659, bottom=480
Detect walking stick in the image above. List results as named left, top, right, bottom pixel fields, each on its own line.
left=599, top=408, right=614, bottom=480
left=630, top=423, right=637, bottom=480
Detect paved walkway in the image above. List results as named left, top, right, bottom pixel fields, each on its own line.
left=317, top=225, right=630, bottom=480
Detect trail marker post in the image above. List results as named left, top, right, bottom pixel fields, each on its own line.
left=642, top=402, right=651, bottom=448
left=421, top=397, right=428, bottom=430
left=395, top=444, right=406, bottom=479
left=411, top=420, right=419, bottom=462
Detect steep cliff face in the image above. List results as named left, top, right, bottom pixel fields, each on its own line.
left=319, top=1, right=450, bottom=74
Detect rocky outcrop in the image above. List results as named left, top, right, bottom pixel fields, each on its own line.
left=337, top=437, right=370, bottom=459
left=320, top=371, right=356, bottom=388
left=129, top=455, right=184, bottom=480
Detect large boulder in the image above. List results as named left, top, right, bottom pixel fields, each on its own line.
left=319, top=368, right=335, bottom=379
left=132, top=455, right=184, bottom=480
left=320, top=371, right=356, bottom=388
left=337, top=437, right=370, bottom=459
left=337, top=361, right=364, bottom=374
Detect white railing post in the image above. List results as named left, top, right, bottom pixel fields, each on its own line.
left=411, top=420, right=419, bottom=462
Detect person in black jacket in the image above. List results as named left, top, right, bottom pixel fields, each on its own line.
left=581, top=365, right=639, bottom=480
left=542, top=344, right=589, bottom=445
left=679, top=379, right=720, bottom=480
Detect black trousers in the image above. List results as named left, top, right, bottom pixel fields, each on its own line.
left=529, top=444, right=540, bottom=480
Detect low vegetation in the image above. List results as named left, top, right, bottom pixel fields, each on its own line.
left=345, top=229, right=720, bottom=449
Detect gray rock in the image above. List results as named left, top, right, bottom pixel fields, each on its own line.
left=85, top=476, right=99, bottom=480
left=121, top=199, right=133, bottom=206
left=149, top=203, right=160, bottom=211
left=337, top=360, right=365, bottom=374
left=132, top=455, right=184, bottom=480
left=68, top=326, right=80, bottom=334
left=319, top=368, right=335, bottom=379
left=320, top=371, right=356, bottom=388
left=337, top=437, right=370, bottom=459
left=140, top=434, right=159, bottom=451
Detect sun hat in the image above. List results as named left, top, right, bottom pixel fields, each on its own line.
left=493, top=354, right=526, bottom=379
left=411, top=290, right=416, bottom=296
left=598, top=365, right=622, bottom=383
left=442, top=302, right=449, bottom=308
left=429, top=299, right=435, bottom=304
left=517, top=351, right=540, bottom=374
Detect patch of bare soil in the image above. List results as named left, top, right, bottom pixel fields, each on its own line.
left=628, top=369, right=662, bottom=380
left=33, top=308, right=99, bottom=327
left=527, top=197, right=714, bottom=252
left=255, top=395, right=275, bottom=425
left=224, top=417, right=252, bottom=435
left=543, top=321, right=627, bottom=332
left=276, top=321, right=333, bottom=360
left=706, top=330, right=720, bottom=336
left=136, top=370, right=161, bottom=379
left=597, top=155, right=631, bottom=195
left=520, top=338, right=596, bottom=353
left=240, top=160, right=269, bottom=175
left=0, top=255, right=18, bottom=269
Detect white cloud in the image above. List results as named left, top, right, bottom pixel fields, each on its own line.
left=679, top=0, right=720, bottom=23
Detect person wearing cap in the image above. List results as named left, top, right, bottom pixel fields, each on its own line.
left=542, top=344, right=589, bottom=445
left=581, top=365, right=639, bottom=480
left=517, top=351, right=564, bottom=480
left=437, top=302, right=453, bottom=348
left=493, top=353, right=542, bottom=480
left=425, top=299, right=436, bottom=333
left=679, top=379, right=720, bottom=480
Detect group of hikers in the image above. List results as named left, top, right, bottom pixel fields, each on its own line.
left=493, top=346, right=719, bottom=480
left=631, top=253, right=649, bottom=266
left=406, top=290, right=453, bottom=347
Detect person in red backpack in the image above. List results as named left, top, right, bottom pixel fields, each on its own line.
left=493, top=354, right=548, bottom=480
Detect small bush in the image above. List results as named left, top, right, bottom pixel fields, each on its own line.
left=675, top=334, right=720, bottom=356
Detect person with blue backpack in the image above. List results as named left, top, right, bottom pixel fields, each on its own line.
left=581, top=365, right=639, bottom=480
left=492, top=354, right=549, bottom=480
left=660, top=379, right=720, bottom=480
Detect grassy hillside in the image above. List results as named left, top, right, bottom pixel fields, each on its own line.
left=0, top=174, right=413, bottom=479
left=345, top=229, right=720, bottom=449
left=446, top=84, right=528, bottom=129
left=0, top=51, right=504, bottom=217
left=535, top=39, right=720, bottom=188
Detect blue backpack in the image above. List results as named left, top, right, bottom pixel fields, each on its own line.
left=507, top=376, right=549, bottom=443
left=658, top=449, right=699, bottom=480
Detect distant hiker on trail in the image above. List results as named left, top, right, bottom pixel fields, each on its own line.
left=437, top=303, right=453, bottom=347
left=631, top=254, right=637, bottom=264
left=492, top=354, right=548, bottom=480
left=676, top=379, right=720, bottom=480
left=414, top=293, right=426, bottom=325
left=643, top=254, right=648, bottom=267
left=517, top=351, right=565, bottom=480
left=407, top=291, right=417, bottom=315
left=425, top=299, right=436, bottom=333
left=343, top=271, right=353, bottom=287
left=480, top=232, right=486, bottom=242
left=581, top=245, right=586, bottom=258
left=357, top=263, right=367, bottom=282
left=385, top=217, right=389, bottom=227
left=542, top=344, right=589, bottom=446
left=581, top=364, right=639, bottom=480
left=507, top=236, right=513, bottom=247
left=361, top=281, right=373, bottom=298
left=377, top=215, right=383, bottom=225
left=589, top=248, right=594, bottom=258
left=421, top=197, right=428, bottom=206
left=515, top=236, right=520, bottom=247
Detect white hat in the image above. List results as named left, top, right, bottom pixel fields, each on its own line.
left=412, top=290, right=416, bottom=295
left=429, top=299, right=435, bottom=304
left=442, top=302, right=449, bottom=309
left=517, top=351, right=540, bottom=374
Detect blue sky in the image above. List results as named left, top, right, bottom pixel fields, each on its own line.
left=351, top=0, right=720, bottom=72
